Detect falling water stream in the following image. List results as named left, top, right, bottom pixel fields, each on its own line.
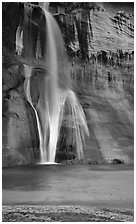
left=23, top=65, right=45, bottom=161
left=20, top=5, right=89, bottom=163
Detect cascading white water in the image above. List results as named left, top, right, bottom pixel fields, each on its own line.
left=21, top=5, right=89, bottom=163
left=43, top=9, right=60, bottom=162
left=23, top=65, right=46, bottom=161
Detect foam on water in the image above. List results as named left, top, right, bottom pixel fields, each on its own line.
left=37, top=161, right=58, bottom=165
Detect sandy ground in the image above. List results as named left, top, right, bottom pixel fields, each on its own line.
left=2, top=164, right=134, bottom=221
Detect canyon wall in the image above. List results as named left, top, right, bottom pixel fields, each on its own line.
left=2, top=2, right=134, bottom=166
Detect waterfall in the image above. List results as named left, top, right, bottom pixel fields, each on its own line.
left=23, top=65, right=46, bottom=161
left=22, top=5, right=89, bottom=163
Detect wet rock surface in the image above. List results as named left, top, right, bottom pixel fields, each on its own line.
left=2, top=51, right=40, bottom=167
left=2, top=205, right=134, bottom=222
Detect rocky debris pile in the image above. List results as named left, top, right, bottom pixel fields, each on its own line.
left=2, top=205, right=134, bottom=222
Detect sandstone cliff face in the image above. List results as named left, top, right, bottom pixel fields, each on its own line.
left=51, top=2, right=134, bottom=59
left=2, top=57, right=40, bottom=166
left=2, top=2, right=134, bottom=166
